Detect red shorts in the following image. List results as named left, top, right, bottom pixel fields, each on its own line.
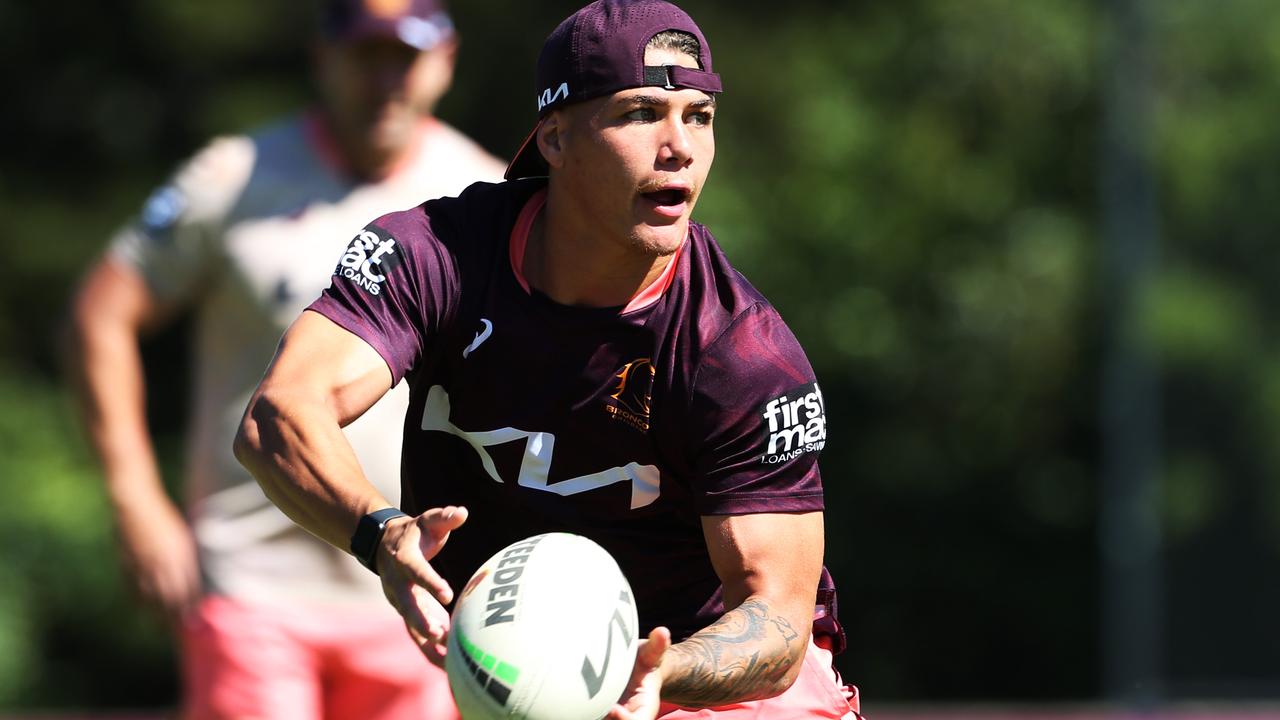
left=658, top=638, right=860, bottom=719
left=181, top=595, right=458, bottom=720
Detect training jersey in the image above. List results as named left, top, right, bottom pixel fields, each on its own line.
left=311, top=179, right=831, bottom=639
left=109, top=112, right=506, bottom=606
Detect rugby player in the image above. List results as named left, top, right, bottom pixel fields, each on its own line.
left=68, top=0, right=504, bottom=717
left=234, top=1, right=860, bottom=717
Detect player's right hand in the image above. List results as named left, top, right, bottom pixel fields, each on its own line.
left=377, top=505, right=469, bottom=666
left=115, top=492, right=200, bottom=622
left=608, top=626, right=672, bottom=720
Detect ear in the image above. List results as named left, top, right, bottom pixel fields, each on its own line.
left=434, top=36, right=459, bottom=75
left=536, top=112, right=566, bottom=170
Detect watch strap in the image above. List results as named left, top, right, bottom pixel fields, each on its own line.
left=350, top=507, right=410, bottom=575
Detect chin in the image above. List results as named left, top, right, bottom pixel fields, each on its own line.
left=367, top=109, right=414, bottom=145
left=630, top=221, right=688, bottom=257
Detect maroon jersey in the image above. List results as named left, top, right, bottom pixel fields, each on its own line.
left=311, top=179, right=832, bottom=640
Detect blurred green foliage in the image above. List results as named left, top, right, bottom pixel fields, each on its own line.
left=0, top=368, right=175, bottom=707
left=3, top=0, right=1280, bottom=710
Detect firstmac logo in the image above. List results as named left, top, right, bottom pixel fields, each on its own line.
left=335, top=227, right=402, bottom=296
left=759, top=383, right=827, bottom=465
left=538, top=82, right=569, bottom=111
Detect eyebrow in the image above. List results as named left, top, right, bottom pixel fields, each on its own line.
left=622, top=94, right=718, bottom=109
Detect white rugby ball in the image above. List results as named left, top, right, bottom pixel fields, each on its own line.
left=446, top=533, right=639, bottom=720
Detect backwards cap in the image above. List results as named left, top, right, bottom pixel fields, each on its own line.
left=504, top=0, right=723, bottom=180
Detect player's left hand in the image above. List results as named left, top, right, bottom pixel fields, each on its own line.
left=608, top=626, right=672, bottom=720
left=378, top=505, right=469, bottom=666
left=403, top=588, right=451, bottom=666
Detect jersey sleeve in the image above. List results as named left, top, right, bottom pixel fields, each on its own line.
left=687, top=304, right=827, bottom=516
left=307, top=210, right=456, bottom=385
left=107, top=136, right=253, bottom=305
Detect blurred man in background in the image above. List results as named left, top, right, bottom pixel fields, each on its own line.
left=67, top=0, right=504, bottom=716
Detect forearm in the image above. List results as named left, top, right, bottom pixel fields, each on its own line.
left=68, top=290, right=169, bottom=511
left=659, top=595, right=810, bottom=707
left=234, top=387, right=390, bottom=551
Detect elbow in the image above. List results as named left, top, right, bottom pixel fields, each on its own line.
left=232, top=393, right=272, bottom=472
left=232, top=412, right=257, bottom=470
left=757, top=622, right=812, bottom=701
left=769, top=646, right=808, bottom=699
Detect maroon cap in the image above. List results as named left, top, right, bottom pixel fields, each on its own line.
left=322, top=0, right=454, bottom=51
left=505, top=0, right=723, bottom=180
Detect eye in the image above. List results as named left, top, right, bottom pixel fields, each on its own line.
left=688, top=110, right=714, bottom=127
left=625, top=107, right=658, bottom=122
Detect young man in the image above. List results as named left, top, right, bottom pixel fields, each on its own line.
left=234, top=1, right=860, bottom=717
left=68, top=1, right=504, bottom=717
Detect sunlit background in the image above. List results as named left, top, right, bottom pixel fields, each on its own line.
left=2, top=0, right=1279, bottom=715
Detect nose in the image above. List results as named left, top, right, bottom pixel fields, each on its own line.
left=657, top=116, right=693, bottom=168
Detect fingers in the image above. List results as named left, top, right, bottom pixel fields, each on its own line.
left=607, top=696, right=657, bottom=720
left=126, top=536, right=201, bottom=621
left=607, top=626, right=671, bottom=720
left=414, top=505, right=468, bottom=604
left=422, top=632, right=449, bottom=667
left=379, top=506, right=467, bottom=644
left=419, top=505, right=470, bottom=539
left=638, top=626, right=671, bottom=669
left=606, top=705, right=638, bottom=720
left=389, top=583, right=426, bottom=636
left=156, top=561, right=202, bottom=621
left=405, top=621, right=450, bottom=668
left=407, top=551, right=458, bottom=606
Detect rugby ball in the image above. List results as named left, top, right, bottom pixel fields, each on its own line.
left=446, top=533, right=639, bottom=720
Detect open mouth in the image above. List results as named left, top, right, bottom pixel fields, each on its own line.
left=642, top=188, right=688, bottom=206
left=639, top=185, right=692, bottom=216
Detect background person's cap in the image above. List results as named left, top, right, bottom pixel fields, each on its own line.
left=504, top=0, right=723, bottom=180
left=322, top=0, right=454, bottom=51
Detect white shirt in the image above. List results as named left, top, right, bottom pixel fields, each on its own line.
left=110, top=112, right=506, bottom=605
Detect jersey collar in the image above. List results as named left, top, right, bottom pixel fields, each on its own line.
left=508, top=188, right=684, bottom=314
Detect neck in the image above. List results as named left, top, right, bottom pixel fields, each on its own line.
left=315, top=109, right=420, bottom=181
left=526, top=188, right=679, bottom=309
left=337, top=132, right=400, bottom=181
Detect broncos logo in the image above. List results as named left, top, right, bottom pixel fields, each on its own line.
left=605, top=359, right=655, bottom=432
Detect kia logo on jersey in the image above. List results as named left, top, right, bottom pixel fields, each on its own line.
left=758, top=383, right=826, bottom=465
left=335, top=226, right=403, bottom=296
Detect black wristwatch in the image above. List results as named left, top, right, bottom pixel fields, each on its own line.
left=350, top=507, right=410, bottom=575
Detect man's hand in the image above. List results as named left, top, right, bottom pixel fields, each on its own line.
left=114, top=488, right=200, bottom=621
left=377, top=505, right=469, bottom=666
left=608, top=626, right=672, bottom=720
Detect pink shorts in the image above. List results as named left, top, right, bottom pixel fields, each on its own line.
left=181, top=595, right=458, bottom=720
left=657, top=639, right=860, bottom=719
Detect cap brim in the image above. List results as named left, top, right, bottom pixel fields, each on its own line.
left=334, top=15, right=453, bottom=51
left=504, top=118, right=549, bottom=180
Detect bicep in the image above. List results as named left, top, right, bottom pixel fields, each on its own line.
left=257, top=309, right=393, bottom=426
left=701, top=511, right=824, bottom=615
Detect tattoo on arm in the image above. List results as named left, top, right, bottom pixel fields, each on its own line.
left=661, top=598, right=805, bottom=707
